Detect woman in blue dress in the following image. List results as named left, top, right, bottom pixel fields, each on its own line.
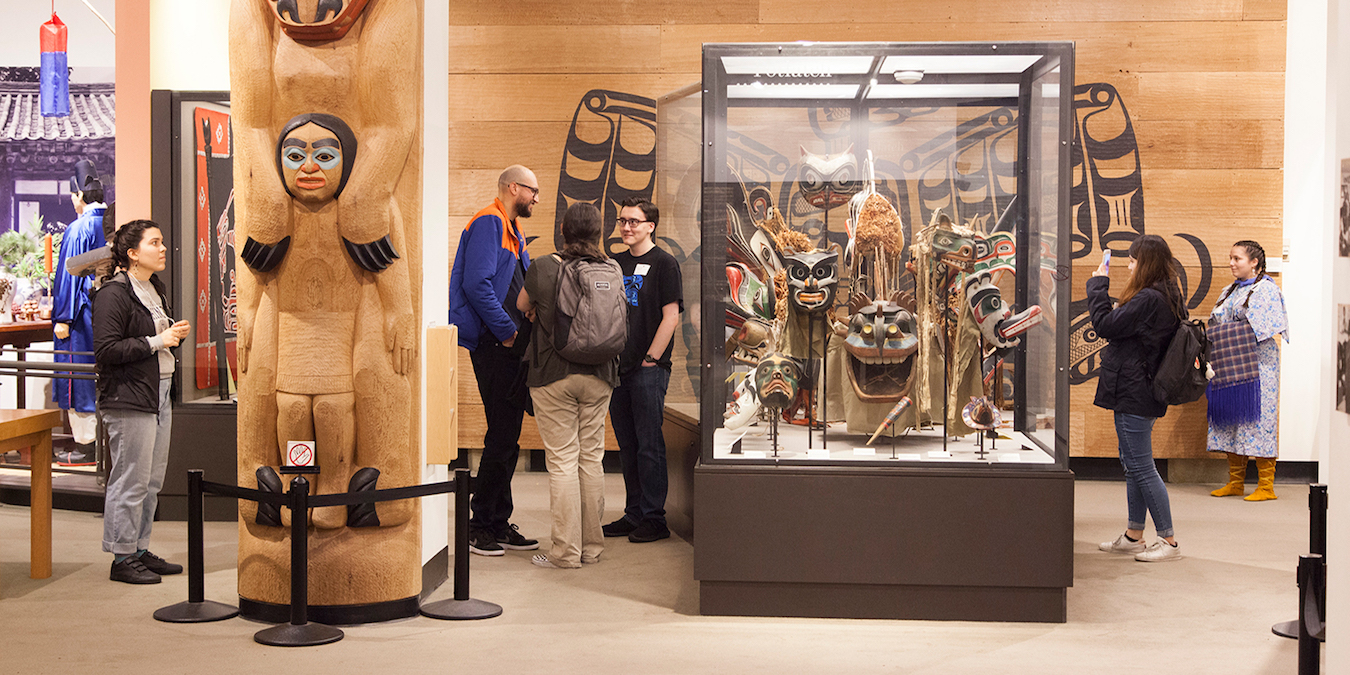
left=1207, top=240, right=1289, bottom=501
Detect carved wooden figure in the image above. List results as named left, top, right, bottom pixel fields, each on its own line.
left=230, top=0, right=422, bottom=614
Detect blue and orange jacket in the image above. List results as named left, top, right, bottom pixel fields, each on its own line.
left=449, top=199, right=530, bottom=350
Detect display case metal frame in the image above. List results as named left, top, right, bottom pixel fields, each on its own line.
left=698, top=41, right=1072, bottom=471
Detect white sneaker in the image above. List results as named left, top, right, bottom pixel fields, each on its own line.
left=1134, top=539, right=1182, bottom=562
left=1099, top=533, right=1146, bottom=554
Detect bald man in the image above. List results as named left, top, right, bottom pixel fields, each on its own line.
left=449, top=165, right=541, bottom=556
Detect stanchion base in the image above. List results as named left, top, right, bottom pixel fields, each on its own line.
left=1272, top=620, right=1325, bottom=642
left=420, top=597, right=503, bottom=621
left=153, top=600, right=240, bottom=623
left=253, top=622, right=344, bottom=647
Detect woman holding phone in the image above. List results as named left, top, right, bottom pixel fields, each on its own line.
left=93, top=219, right=191, bottom=584
left=1088, top=235, right=1185, bottom=562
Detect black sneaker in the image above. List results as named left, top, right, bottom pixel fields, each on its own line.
left=602, top=517, right=638, bottom=538
left=627, top=521, right=671, bottom=543
left=110, top=556, right=161, bottom=584
left=468, top=529, right=504, bottom=556
left=496, top=523, right=539, bottom=550
left=138, top=550, right=183, bottom=575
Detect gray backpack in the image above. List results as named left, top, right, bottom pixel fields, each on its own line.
left=553, top=254, right=628, bottom=365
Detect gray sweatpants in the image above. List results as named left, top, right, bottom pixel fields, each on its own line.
left=101, top=378, right=173, bottom=556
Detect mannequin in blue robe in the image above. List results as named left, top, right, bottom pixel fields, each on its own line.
left=52, top=159, right=107, bottom=463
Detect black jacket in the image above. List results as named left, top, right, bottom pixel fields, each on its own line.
left=1087, top=275, right=1181, bottom=418
left=92, top=272, right=174, bottom=413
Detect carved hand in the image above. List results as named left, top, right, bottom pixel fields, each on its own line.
left=238, top=345, right=249, bottom=374
left=385, top=312, right=417, bottom=375
left=54, top=323, right=70, bottom=340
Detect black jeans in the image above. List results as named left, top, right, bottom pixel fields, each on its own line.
left=608, top=365, right=670, bottom=526
left=468, top=340, right=526, bottom=536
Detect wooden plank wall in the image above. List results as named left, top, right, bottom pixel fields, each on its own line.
left=448, top=1, right=1286, bottom=458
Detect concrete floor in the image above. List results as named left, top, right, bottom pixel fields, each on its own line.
left=0, top=474, right=1323, bottom=673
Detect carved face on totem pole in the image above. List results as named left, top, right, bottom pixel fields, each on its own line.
left=753, top=353, right=803, bottom=410
left=269, top=0, right=370, bottom=41
left=275, top=113, right=357, bottom=206
left=842, top=292, right=920, bottom=402
left=798, top=146, right=861, bottom=209
left=783, top=250, right=839, bottom=314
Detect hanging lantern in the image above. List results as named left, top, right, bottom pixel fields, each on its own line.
left=40, top=13, right=69, bottom=118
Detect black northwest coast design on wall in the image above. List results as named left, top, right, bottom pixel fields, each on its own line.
left=1066, top=83, right=1212, bottom=384
left=555, top=90, right=658, bottom=255
left=551, top=84, right=1215, bottom=387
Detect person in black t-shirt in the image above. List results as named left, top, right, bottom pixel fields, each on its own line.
left=603, top=197, right=683, bottom=543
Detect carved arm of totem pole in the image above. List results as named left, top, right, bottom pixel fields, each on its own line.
left=229, top=0, right=291, bottom=373
left=336, top=0, right=418, bottom=371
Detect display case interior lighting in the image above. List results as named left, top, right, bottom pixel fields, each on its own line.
left=720, top=55, right=876, bottom=76
left=880, top=54, right=1043, bottom=74
left=728, top=83, right=861, bottom=100
left=867, top=83, right=1021, bottom=100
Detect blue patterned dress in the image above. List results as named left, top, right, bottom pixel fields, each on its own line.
left=1206, top=276, right=1288, bottom=458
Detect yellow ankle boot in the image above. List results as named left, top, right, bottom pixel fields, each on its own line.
left=1211, top=453, right=1247, bottom=497
left=1244, top=458, right=1278, bottom=501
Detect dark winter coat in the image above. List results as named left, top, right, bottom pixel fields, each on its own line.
left=1086, top=275, right=1181, bottom=418
left=92, top=272, right=174, bottom=413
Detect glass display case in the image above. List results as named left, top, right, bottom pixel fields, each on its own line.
left=163, top=92, right=238, bottom=406
left=693, top=42, right=1071, bottom=469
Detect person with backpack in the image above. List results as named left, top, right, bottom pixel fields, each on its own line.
left=602, top=197, right=684, bottom=544
left=516, top=203, right=623, bottom=568
left=1206, top=240, right=1288, bottom=501
left=1089, top=235, right=1185, bottom=562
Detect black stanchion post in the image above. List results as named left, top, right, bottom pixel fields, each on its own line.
left=153, top=469, right=239, bottom=623
left=1275, top=484, right=1328, bottom=641
left=254, top=476, right=343, bottom=646
left=1298, top=555, right=1324, bottom=675
left=420, top=468, right=503, bottom=620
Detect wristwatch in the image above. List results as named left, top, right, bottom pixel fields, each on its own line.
left=643, top=354, right=658, bottom=364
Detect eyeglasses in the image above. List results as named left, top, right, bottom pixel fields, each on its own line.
left=616, top=218, right=650, bottom=228
left=514, top=183, right=540, bottom=198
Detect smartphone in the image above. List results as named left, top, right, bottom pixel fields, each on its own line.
left=1102, top=249, right=1111, bottom=272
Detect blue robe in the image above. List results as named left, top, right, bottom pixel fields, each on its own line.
left=52, top=203, right=106, bottom=413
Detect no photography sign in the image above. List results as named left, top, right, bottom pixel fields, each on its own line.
left=286, top=441, right=316, bottom=467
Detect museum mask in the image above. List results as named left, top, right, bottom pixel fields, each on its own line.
left=726, top=319, right=773, bottom=365
left=972, top=232, right=1017, bottom=275
left=724, top=375, right=762, bottom=432
left=932, top=228, right=975, bottom=273
left=784, top=250, right=839, bottom=314
left=963, top=270, right=1043, bottom=349
left=726, top=262, right=774, bottom=322
left=270, top=0, right=370, bottom=42
left=753, top=354, right=803, bottom=410
left=842, top=293, right=919, bottom=402
left=798, top=146, right=862, bottom=209
left=275, top=113, right=357, bottom=204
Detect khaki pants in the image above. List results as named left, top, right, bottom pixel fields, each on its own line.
left=530, top=373, right=613, bottom=567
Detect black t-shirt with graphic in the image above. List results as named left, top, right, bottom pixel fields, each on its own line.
left=613, top=245, right=683, bottom=374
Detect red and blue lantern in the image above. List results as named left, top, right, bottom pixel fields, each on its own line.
left=40, top=13, right=69, bottom=118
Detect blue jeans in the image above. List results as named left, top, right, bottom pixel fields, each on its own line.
left=1114, top=412, right=1175, bottom=539
left=102, top=378, right=173, bottom=556
left=609, top=365, right=670, bottom=527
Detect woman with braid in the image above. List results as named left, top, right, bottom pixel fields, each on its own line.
left=1207, top=240, right=1288, bottom=501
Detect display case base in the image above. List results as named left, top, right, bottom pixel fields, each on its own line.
left=700, top=581, right=1066, bottom=623
left=694, top=463, right=1074, bottom=623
